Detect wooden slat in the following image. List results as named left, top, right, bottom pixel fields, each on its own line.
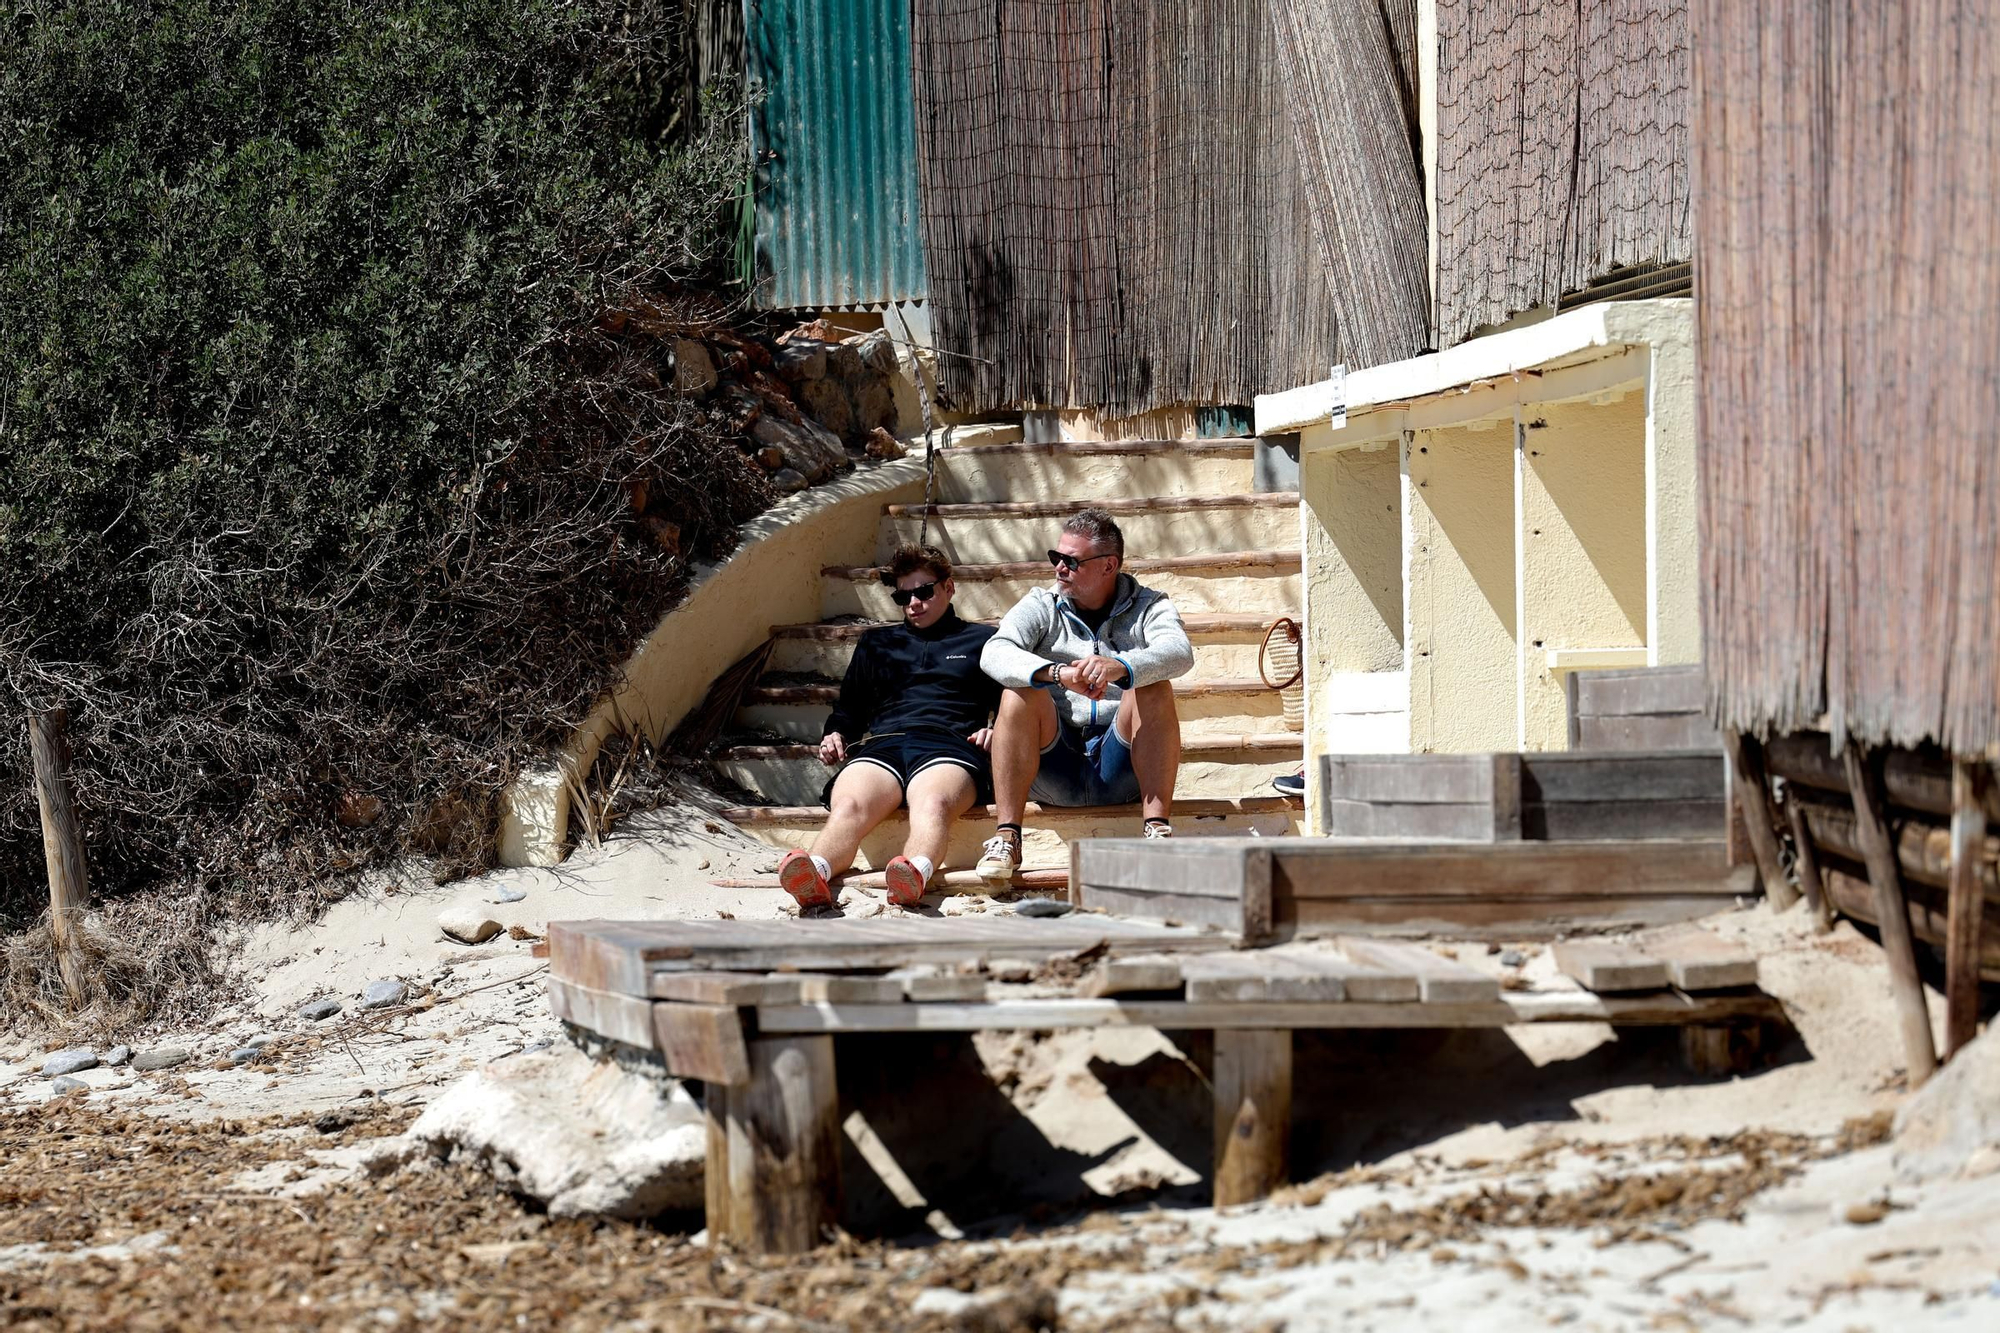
left=1946, top=758, right=1991, bottom=1059
left=549, top=976, right=657, bottom=1050
left=1574, top=713, right=1722, bottom=752
left=654, top=1003, right=752, bottom=1086
left=1550, top=940, right=1671, bottom=993
left=1320, top=753, right=1498, bottom=804
left=822, top=549, right=1301, bottom=581
left=1723, top=733, right=1796, bottom=910
left=884, top=492, right=1297, bottom=519
left=796, top=975, right=906, bottom=1003
left=1181, top=951, right=1349, bottom=1002
left=1080, top=954, right=1187, bottom=998
left=886, top=966, right=987, bottom=1001
left=1320, top=798, right=1494, bottom=841
left=1336, top=939, right=1500, bottom=1003
left=1271, top=838, right=1748, bottom=900
left=1783, top=789, right=1836, bottom=932
left=1645, top=927, right=1759, bottom=991
left=1570, top=664, right=1708, bottom=718
left=650, top=972, right=805, bottom=1005
left=1844, top=744, right=1939, bottom=1086
left=711, top=1036, right=839, bottom=1252
left=1525, top=798, right=1727, bottom=841
left=939, top=437, right=1258, bottom=460
left=1520, top=752, right=1724, bottom=802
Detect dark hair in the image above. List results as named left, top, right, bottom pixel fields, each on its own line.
left=1062, top=508, right=1124, bottom=558
left=885, top=543, right=952, bottom=585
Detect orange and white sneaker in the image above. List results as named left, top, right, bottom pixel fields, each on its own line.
left=883, top=855, right=929, bottom=907
left=777, top=850, right=833, bottom=909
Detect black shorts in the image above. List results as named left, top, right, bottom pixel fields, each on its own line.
left=821, top=729, right=993, bottom=807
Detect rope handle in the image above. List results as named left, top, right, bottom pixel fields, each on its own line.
left=1259, top=616, right=1304, bottom=691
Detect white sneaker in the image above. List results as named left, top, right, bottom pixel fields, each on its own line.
left=1142, top=821, right=1173, bottom=840
left=976, top=832, right=1021, bottom=882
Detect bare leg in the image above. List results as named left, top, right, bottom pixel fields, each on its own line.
left=811, top=762, right=904, bottom=876
left=902, top=764, right=978, bottom=868
left=991, top=685, right=1059, bottom=827
left=1115, top=680, right=1181, bottom=822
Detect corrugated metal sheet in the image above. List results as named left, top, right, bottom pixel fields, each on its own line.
left=748, top=0, right=927, bottom=310
left=1694, top=0, right=2000, bottom=753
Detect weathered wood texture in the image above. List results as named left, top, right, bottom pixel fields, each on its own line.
left=709, top=1036, right=841, bottom=1254
left=1695, top=4, right=2000, bottom=754
left=1783, top=790, right=1835, bottom=932
left=1946, top=759, right=1990, bottom=1058
left=1763, top=733, right=2000, bottom=823
left=1821, top=865, right=2000, bottom=981
left=547, top=978, right=752, bottom=1084
left=1077, top=841, right=1273, bottom=940
left=1567, top=665, right=1720, bottom=752
left=1212, top=1028, right=1292, bottom=1206
left=1843, top=745, right=1938, bottom=1086
left=1722, top=733, right=1795, bottom=910
left=1435, top=0, right=1691, bottom=347
left=910, top=0, right=1338, bottom=414
left=28, top=708, right=90, bottom=1007
left=1552, top=941, right=1669, bottom=993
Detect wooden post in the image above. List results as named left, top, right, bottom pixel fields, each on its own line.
left=1843, top=743, right=1938, bottom=1086
left=1781, top=789, right=1835, bottom=933
left=703, top=1083, right=734, bottom=1241
left=1945, top=757, right=1990, bottom=1060
left=713, top=1035, right=840, bottom=1253
left=1722, top=732, right=1796, bottom=910
left=29, top=708, right=90, bottom=1008
left=1212, top=1027, right=1290, bottom=1206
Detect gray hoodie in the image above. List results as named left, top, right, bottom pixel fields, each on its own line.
left=980, top=573, right=1195, bottom=731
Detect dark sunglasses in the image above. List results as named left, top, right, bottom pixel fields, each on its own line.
left=889, top=581, right=939, bottom=606
left=1048, top=550, right=1116, bottom=573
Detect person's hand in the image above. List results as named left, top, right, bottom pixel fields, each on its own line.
left=818, top=732, right=847, bottom=766
left=967, top=727, right=994, bottom=752
left=1068, top=654, right=1126, bottom=700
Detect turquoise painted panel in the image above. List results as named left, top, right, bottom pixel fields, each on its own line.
left=748, top=0, right=928, bottom=309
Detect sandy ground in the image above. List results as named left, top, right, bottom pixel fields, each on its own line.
left=2, top=798, right=1998, bottom=1330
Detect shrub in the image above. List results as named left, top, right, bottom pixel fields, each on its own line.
left=0, top=0, right=763, bottom=924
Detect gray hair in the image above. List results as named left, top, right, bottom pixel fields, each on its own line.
left=1062, top=508, right=1124, bottom=558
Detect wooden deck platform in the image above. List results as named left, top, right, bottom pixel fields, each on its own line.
left=546, top=915, right=1778, bottom=1253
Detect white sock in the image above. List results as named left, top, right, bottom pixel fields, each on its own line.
left=810, top=854, right=832, bottom=882
left=908, top=855, right=934, bottom=885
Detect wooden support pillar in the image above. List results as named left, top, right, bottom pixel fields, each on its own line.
left=1212, top=1027, right=1290, bottom=1207
left=1843, top=743, right=1938, bottom=1087
left=1946, top=758, right=1990, bottom=1060
left=707, top=1035, right=840, bottom=1253
left=1723, top=732, right=1796, bottom=910
left=1679, top=1022, right=1762, bottom=1077
left=1782, top=789, right=1835, bottom=933
left=29, top=708, right=90, bottom=1009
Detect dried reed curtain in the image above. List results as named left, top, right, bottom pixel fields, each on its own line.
left=1694, top=1, right=2000, bottom=752
left=1269, top=0, right=1432, bottom=369
left=1434, top=0, right=1692, bottom=348
left=909, top=0, right=1339, bottom=416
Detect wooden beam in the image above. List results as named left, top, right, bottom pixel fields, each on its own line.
left=1843, top=744, right=1938, bottom=1086
left=1946, top=757, right=1990, bottom=1060
left=1722, top=733, right=1795, bottom=910
left=29, top=708, right=90, bottom=1008
left=1551, top=940, right=1670, bottom=993
left=1212, top=1028, right=1290, bottom=1207
left=712, top=1036, right=841, bottom=1254
left=1646, top=927, right=1759, bottom=991
left=1782, top=789, right=1835, bottom=933
left=653, top=1003, right=752, bottom=1086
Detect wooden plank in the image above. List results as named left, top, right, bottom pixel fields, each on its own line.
left=1946, top=758, right=1990, bottom=1060
left=1181, top=952, right=1347, bottom=1003
left=548, top=976, right=658, bottom=1051
left=1319, top=753, right=1497, bottom=804
left=751, top=990, right=1787, bottom=1034
left=1574, top=712, right=1722, bottom=753
left=649, top=972, right=805, bottom=1005
left=1844, top=744, right=1939, bottom=1087
left=1679, top=1023, right=1763, bottom=1077
left=714, top=1036, right=840, bottom=1254
left=1821, top=865, right=2000, bottom=978
left=1490, top=753, right=1524, bottom=841
left=704, top=1085, right=733, bottom=1239
left=1269, top=838, right=1748, bottom=900
left=884, top=492, right=1296, bottom=519
left=1336, top=939, right=1501, bottom=1003
left=1645, top=927, right=1759, bottom=990
left=653, top=1002, right=751, bottom=1086
left=795, top=974, right=906, bottom=1003
left=1242, top=846, right=1274, bottom=943
left=1570, top=664, right=1708, bottom=718
left=1079, top=843, right=1246, bottom=899
left=1525, top=798, right=1727, bottom=841
left=1289, top=893, right=1739, bottom=937
left=1550, top=940, right=1670, bottom=993
left=1213, top=1028, right=1291, bottom=1207
left=29, top=707, right=90, bottom=1009
left=1722, top=733, right=1796, bottom=911
left=1782, top=789, right=1834, bottom=932
left=1320, top=798, right=1494, bottom=841
left=1765, top=731, right=2000, bottom=823
left=1521, top=752, right=1725, bottom=802
left=1082, top=954, right=1187, bottom=998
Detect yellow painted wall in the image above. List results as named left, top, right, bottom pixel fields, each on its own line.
left=1645, top=333, right=1700, bottom=664
left=1518, top=393, right=1649, bottom=747
left=1299, top=433, right=1404, bottom=767
left=1406, top=423, right=1519, bottom=751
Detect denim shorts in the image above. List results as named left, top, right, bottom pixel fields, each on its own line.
left=1029, top=722, right=1140, bottom=807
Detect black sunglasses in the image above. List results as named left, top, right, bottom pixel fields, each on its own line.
left=1048, top=549, right=1116, bottom=573
left=889, top=581, right=939, bottom=606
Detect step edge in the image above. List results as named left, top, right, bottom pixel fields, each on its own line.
left=720, top=795, right=1303, bottom=823
left=821, top=550, right=1301, bottom=580
left=882, top=492, right=1299, bottom=519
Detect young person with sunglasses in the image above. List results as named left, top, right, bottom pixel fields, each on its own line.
left=776, top=545, right=1001, bottom=909
left=974, top=509, right=1193, bottom=883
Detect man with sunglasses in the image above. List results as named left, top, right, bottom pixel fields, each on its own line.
left=776, top=545, right=1001, bottom=909
left=975, top=509, right=1193, bottom=883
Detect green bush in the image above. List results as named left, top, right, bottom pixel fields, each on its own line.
left=0, top=0, right=763, bottom=920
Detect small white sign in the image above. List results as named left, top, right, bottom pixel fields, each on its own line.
left=1328, top=363, right=1347, bottom=429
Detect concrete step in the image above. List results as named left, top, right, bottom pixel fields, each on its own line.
left=735, top=675, right=1294, bottom=741
left=713, top=736, right=1302, bottom=807
left=821, top=551, right=1302, bottom=621
left=876, top=492, right=1299, bottom=564
left=930, top=437, right=1256, bottom=504
left=766, top=613, right=1283, bottom=678
left=720, top=795, right=1304, bottom=873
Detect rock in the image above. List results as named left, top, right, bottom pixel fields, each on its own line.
left=361, top=979, right=408, bottom=1010
left=826, top=341, right=865, bottom=382
left=491, top=885, right=528, bottom=905
left=1895, top=1020, right=2000, bottom=1181
left=755, top=445, right=785, bottom=471
left=751, top=413, right=844, bottom=484
left=773, top=339, right=829, bottom=383
left=850, top=374, right=898, bottom=435
left=909, top=1285, right=1057, bottom=1333
left=360, top=1043, right=705, bottom=1218
left=229, top=1046, right=265, bottom=1066
left=130, top=1048, right=189, bottom=1072
left=770, top=467, right=808, bottom=493
left=1836, top=1198, right=1891, bottom=1225
left=103, top=1046, right=131, bottom=1068
left=798, top=374, right=854, bottom=439
left=439, top=904, right=503, bottom=945
left=1014, top=898, right=1072, bottom=918
left=298, top=997, right=343, bottom=1022
left=42, top=1048, right=97, bottom=1078
left=865, top=426, right=907, bottom=460
left=671, top=339, right=717, bottom=395
left=854, top=329, right=900, bottom=378
left=1501, top=949, right=1528, bottom=968
left=1964, top=1144, right=2000, bottom=1179
left=313, top=1109, right=356, bottom=1135
left=52, top=1076, right=89, bottom=1095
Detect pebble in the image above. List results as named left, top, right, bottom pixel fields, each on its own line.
left=313, top=1109, right=356, bottom=1134
left=51, top=1076, right=88, bottom=1094
left=229, top=1046, right=264, bottom=1065
left=1501, top=949, right=1528, bottom=968
left=438, top=903, right=503, bottom=945
left=1838, top=1198, right=1892, bottom=1225
left=298, top=997, right=344, bottom=1022
left=1014, top=897, right=1073, bottom=918
left=42, top=1048, right=97, bottom=1078
left=103, top=1046, right=132, bottom=1068
left=130, top=1048, right=190, bottom=1072
left=491, top=885, right=528, bottom=904
left=361, top=979, right=407, bottom=1010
